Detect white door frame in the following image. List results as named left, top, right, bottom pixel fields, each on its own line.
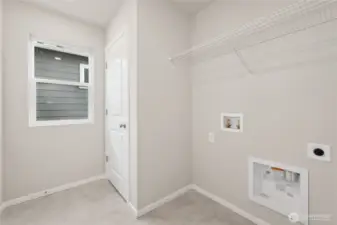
left=105, top=29, right=130, bottom=201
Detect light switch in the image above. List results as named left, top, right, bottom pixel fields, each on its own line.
left=307, top=143, right=331, bottom=162
left=208, top=132, right=215, bottom=143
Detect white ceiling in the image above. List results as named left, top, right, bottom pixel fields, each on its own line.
left=20, top=0, right=124, bottom=28
left=19, top=0, right=213, bottom=28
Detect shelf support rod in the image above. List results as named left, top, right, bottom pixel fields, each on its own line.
left=234, top=49, right=254, bottom=76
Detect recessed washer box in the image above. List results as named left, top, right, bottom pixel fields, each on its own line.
left=249, top=157, right=308, bottom=225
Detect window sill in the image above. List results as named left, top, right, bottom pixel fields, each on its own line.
left=29, top=119, right=94, bottom=127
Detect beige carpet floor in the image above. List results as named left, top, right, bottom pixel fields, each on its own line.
left=1, top=180, right=255, bottom=225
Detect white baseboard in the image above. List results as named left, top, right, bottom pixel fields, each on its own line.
left=0, top=179, right=269, bottom=225
left=134, top=184, right=268, bottom=225
left=1, top=174, right=106, bottom=211
left=127, top=202, right=138, bottom=216
left=137, top=184, right=194, bottom=217
left=191, top=185, right=270, bottom=225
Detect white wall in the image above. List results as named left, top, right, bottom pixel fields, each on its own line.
left=106, top=0, right=138, bottom=208
left=192, top=1, right=337, bottom=224
left=137, top=0, right=192, bottom=209
left=3, top=0, right=105, bottom=201
left=0, top=0, right=3, bottom=205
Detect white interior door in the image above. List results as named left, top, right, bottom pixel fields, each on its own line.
left=105, top=32, right=129, bottom=201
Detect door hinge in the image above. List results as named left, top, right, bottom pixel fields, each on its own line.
left=105, top=109, right=108, bottom=115
left=106, top=155, right=109, bottom=162
left=105, top=62, right=108, bottom=69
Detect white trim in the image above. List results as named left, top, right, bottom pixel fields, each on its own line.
left=30, top=119, right=93, bottom=127
left=134, top=184, right=269, bottom=225
left=79, top=64, right=90, bottom=89
left=192, top=185, right=271, bottom=225
left=33, top=38, right=91, bottom=58
left=136, top=185, right=194, bottom=217
left=28, top=37, right=94, bottom=127
left=127, top=202, right=138, bottom=216
left=35, top=78, right=90, bottom=87
left=0, top=181, right=272, bottom=225
left=1, top=175, right=106, bottom=210
left=28, top=37, right=36, bottom=127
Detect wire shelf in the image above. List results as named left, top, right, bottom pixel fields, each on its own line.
left=169, top=0, right=337, bottom=63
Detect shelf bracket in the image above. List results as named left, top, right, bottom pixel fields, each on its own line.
left=234, top=48, right=254, bottom=76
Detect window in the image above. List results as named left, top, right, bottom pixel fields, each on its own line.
left=29, top=40, right=94, bottom=126
left=79, top=64, right=90, bottom=89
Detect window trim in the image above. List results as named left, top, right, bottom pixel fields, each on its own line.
left=79, top=64, right=90, bottom=90
left=28, top=38, right=95, bottom=127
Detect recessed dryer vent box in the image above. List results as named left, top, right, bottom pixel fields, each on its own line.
left=249, top=157, right=308, bottom=225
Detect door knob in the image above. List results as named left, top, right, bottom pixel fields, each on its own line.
left=119, top=124, right=126, bottom=129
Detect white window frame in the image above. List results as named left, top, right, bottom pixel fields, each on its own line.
left=28, top=38, right=95, bottom=127
left=79, top=64, right=90, bottom=89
